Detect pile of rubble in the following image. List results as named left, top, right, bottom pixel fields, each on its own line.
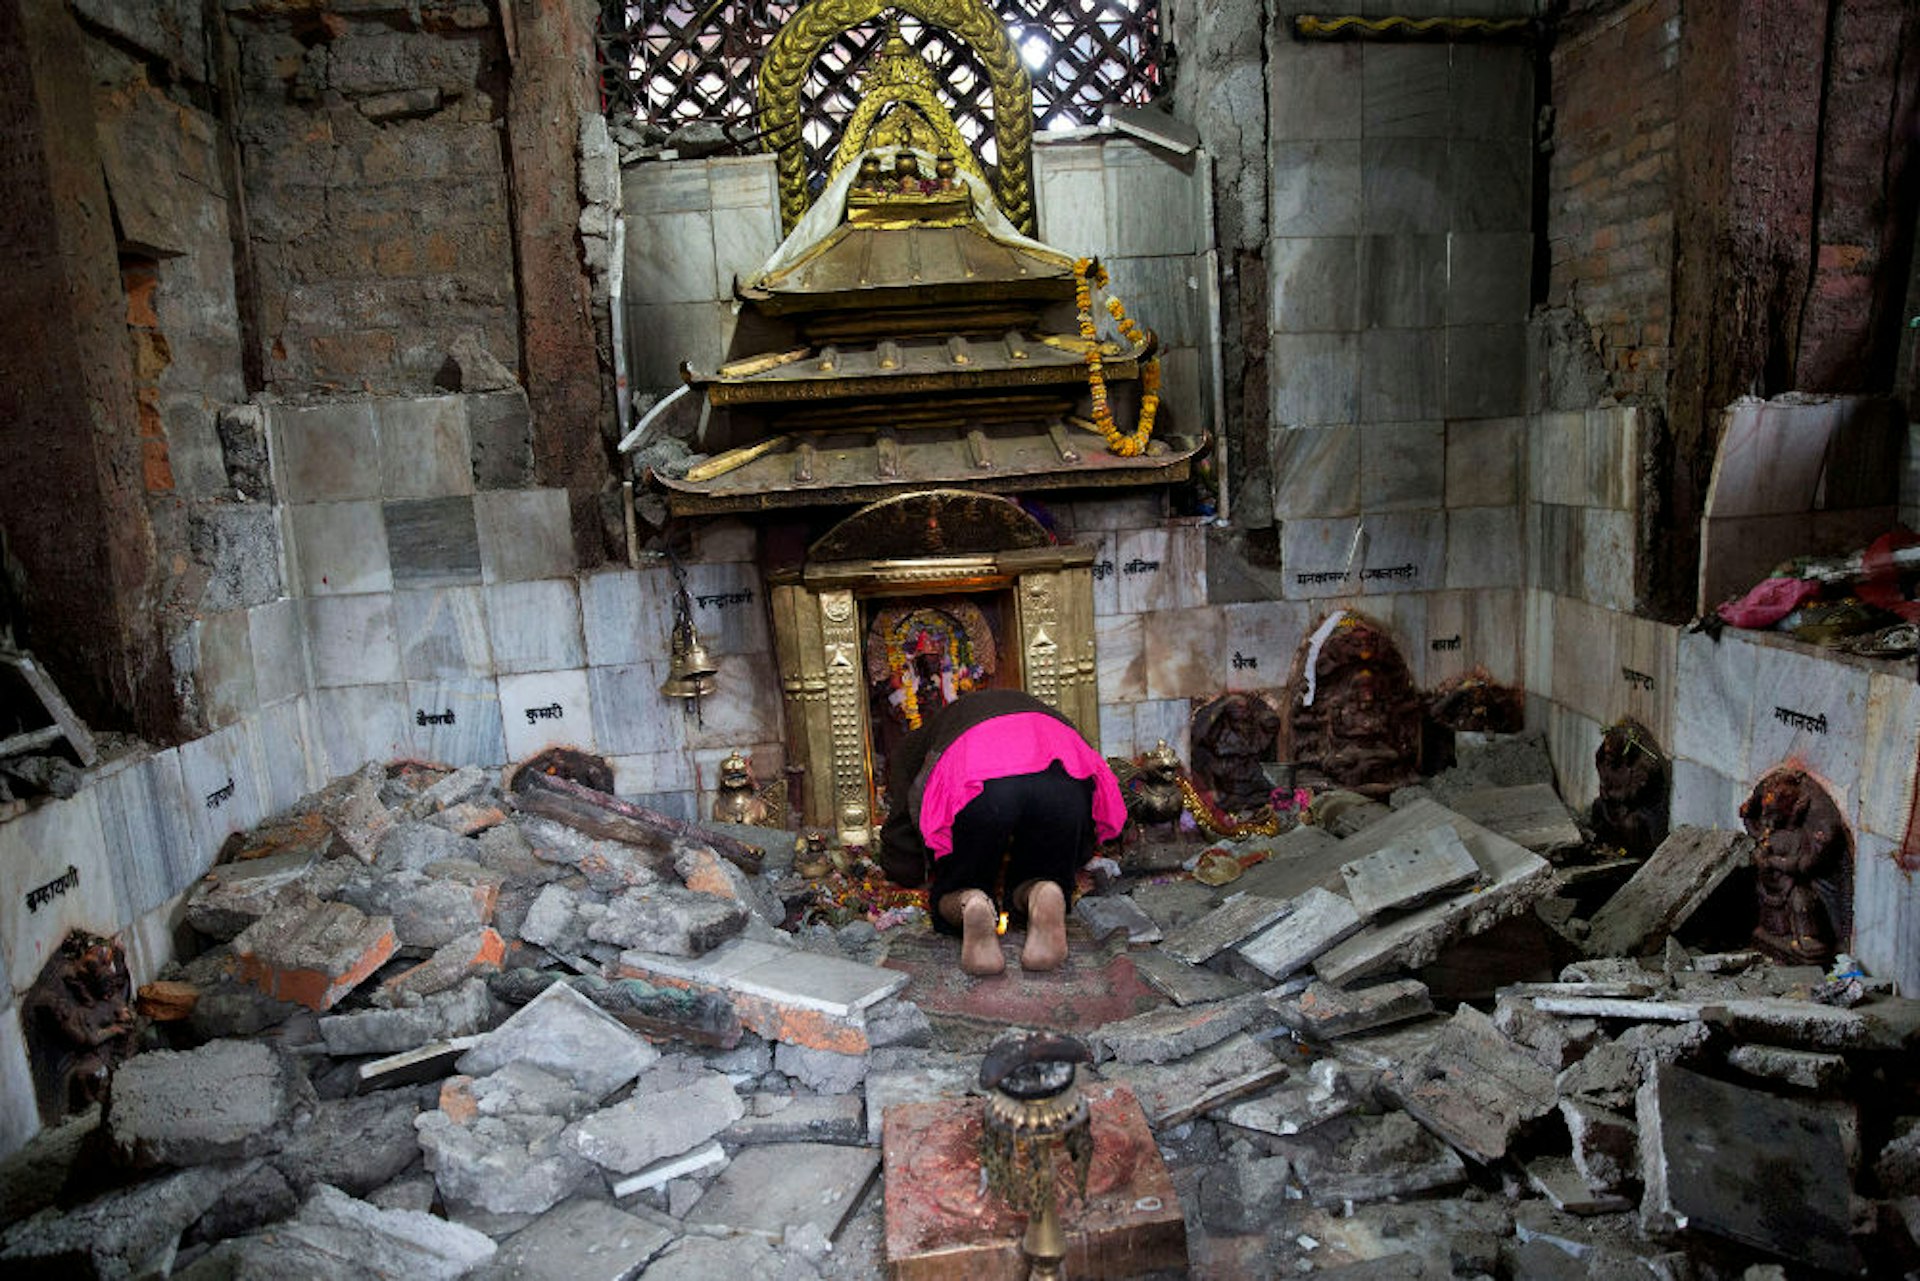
left=0, top=739, right=1915, bottom=1278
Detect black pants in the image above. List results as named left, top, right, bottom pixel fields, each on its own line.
left=928, top=761, right=1094, bottom=935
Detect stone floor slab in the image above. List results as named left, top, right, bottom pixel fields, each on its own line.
left=1339, top=823, right=1480, bottom=920
left=1159, top=893, right=1294, bottom=965
left=683, top=1141, right=878, bottom=1241
left=473, top=1196, right=672, bottom=1281
left=1235, top=887, right=1363, bottom=980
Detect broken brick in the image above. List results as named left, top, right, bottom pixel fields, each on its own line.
left=232, top=895, right=398, bottom=1011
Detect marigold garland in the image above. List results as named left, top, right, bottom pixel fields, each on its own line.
left=1073, top=257, right=1161, bottom=458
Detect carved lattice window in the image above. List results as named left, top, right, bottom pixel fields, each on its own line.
left=597, top=1, right=1167, bottom=171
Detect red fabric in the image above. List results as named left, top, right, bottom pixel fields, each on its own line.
left=1717, top=576, right=1823, bottom=628
left=1857, top=529, right=1920, bottom=623
left=917, top=712, right=1126, bottom=858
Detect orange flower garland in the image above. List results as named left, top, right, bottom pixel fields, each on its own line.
left=1073, top=258, right=1161, bottom=458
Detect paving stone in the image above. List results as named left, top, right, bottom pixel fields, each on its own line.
left=1524, top=1156, right=1632, bottom=1215
left=0, top=1161, right=244, bottom=1279
left=1701, top=996, right=1891, bottom=1051
left=1235, top=886, right=1364, bottom=979
left=1074, top=893, right=1165, bottom=944
left=1558, top=1097, right=1636, bottom=1191
left=470, top=1197, right=673, bottom=1281
left=1638, top=1062, right=1856, bottom=1273
left=1724, top=1043, right=1851, bottom=1091
left=185, top=850, right=337, bottom=941
left=586, top=884, right=748, bottom=956
left=1128, top=879, right=1223, bottom=932
left=725, top=1093, right=866, bottom=1146
left=1091, top=991, right=1269, bottom=1064
left=1313, top=800, right=1553, bottom=986
left=1233, top=823, right=1351, bottom=901
left=1339, top=821, right=1480, bottom=919
left=1277, top=978, right=1433, bottom=1039
left=457, top=980, right=658, bottom=1099
left=864, top=1049, right=980, bottom=1144
left=1159, top=892, right=1294, bottom=964
left=272, top=1093, right=424, bottom=1197
left=232, top=894, right=399, bottom=1010
left=1130, top=949, right=1254, bottom=1006
left=774, top=1041, right=869, bottom=1093
left=565, top=1062, right=744, bottom=1173
left=321, top=978, right=493, bottom=1056
left=108, top=1039, right=304, bottom=1167
left=416, top=1108, right=595, bottom=1217
left=1447, top=782, right=1583, bottom=855
left=1583, top=827, right=1753, bottom=958
left=619, top=937, right=906, bottom=1055
left=683, top=1142, right=879, bottom=1241
left=1105, top=1031, right=1289, bottom=1127
left=607, top=1139, right=727, bottom=1198
left=1386, top=1005, right=1558, bottom=1163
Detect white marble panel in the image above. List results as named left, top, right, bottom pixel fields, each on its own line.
left=623, top=160, right=711, bottom=216
left=0, top=1013, right=37, bottom=1159
left=1580, top=508, right=1635, bottom=611
left=609, top=750, right=698, bottom=798
left=305, top=593, right=401, bottom=688
left=288, top=501, right=393, bottom=596
left=486, top=579, right=587, bottom=675
left=1096, top=702, right=1138, bottom=759
left=1584, top=406, right=1641, bottom=514
left=1219, top=600, right=1311, bottom=694
left=682, top=660, right=784, bottom=751
left=1446, top=417, right=1523, bottom=509
left=1446, top=505, right=1523, bottom=590
left=1705, top=399, right=1840, bottom=519
left=499, top=669, right=596, bottom=761
left=626, top=209, right=720, bottom=304
left=195, top=608, right=257, bottom=727
left=587, top=661, right=690, bottom=758
left=1272, top=424, right=1361, bottom=520
left=475, top=488, right=575, bottom=584
left=626, top=301, right=728, bottom=394
left=378, top=396, right=472, bottom=499
left=1144, top=605, right=1224, bottom=701
left=1549, top=594, right=1615, bottom=725
left=1269, top=331, right=1360, bottom=426
left=394, top=585, right=494, bottom=680
left=1068, top=493, right=1166, bottom=532
left=692, top=519, right=758, bottom=563
left=1087, top=530, right=1121, bottom=617
left=1611, top=611, right=1679, bottom=750
left=711, top=202, right=781, bottom=295
left=1861, top=671, right=1920, bottom=841
left=1104, top=139, right=1199, bottom=257
left=249, top=598, right=309, bottom=705
left=1528, top=412, right=1585, bottom=507
left=1116, top=525, right=1205, bottom=613
left=255, top=696, right=323, bottom=816
left=96, top=749, right=198, bottom=919
left=1673, top=630, right=1757, bottom=780
left=270, top=400, right=382, bottom=503
left=406, top=678, right=508, bottom=768
left=1271, top=140, right=1362, bottom=236
left=121, top=896, right=184, bottom=992
left=1426, top=588, right=1521, bottom=689
left=1746, top=642, right=1870, bottom=808
left=1523, top=589, right=1553, bottom=698
left=1852, top=835, right=1920, bottom=998
left=1131, top=699, right=1195, bottom=763
left=1103, top=256, right=1201, bottom=349
left=176, top=720, right=269, bottom=855
left=707, top=154, right=777, bottom=210
left=0, top=789, right=119, bottom=995
left=1545, top=702, right=1602, bottom=815
left=310, top=683, right=413, bottom=780
left=1671, top=758, right=1739, bottom=833
left=581, top=565, right=677, bottom=669
left=1035, top=141, right=1110, bottom=259
left=1281, top=516, right=1363, bottom=600
left=1096, top=613, right=1146, bottom=704
left=1269, top=39, right=1362, bottom=142
left=1361, top=421, right=1445, bottom=513
left=1357, top=510, right=1446, bottom=596
left=684, top=561, right=771, bottom=656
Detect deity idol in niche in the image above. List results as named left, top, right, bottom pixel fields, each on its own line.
left=1741, top=768, right=1850, bottom=964
left=1283, top=613, right=1422, bottom=798
left=1591, top=719, right=1670, bottom=859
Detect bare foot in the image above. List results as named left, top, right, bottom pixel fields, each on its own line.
left=1020, top=881, right=1069, bottom=972
left=956, top=891, right=1006, bottom=977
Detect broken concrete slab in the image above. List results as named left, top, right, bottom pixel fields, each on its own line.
left=185, top=850, right=341, bottom=941
left=1558, top=1097, right=1636, bottom=1191
left=1524, top=1156, right=1632, bottom=1215
left=586, top=883, right=748, bottom=956
left=414, top=1108, right=595, bottom=1217
left=1127, top=879, right=1222, bottom=933
left=108, top=1039, right=305, bottom=1168
left=1159, top=893, right=1293, bottom=965
left=1448, top=783, right=1583, bottom=856
left=684, top=1141, right=879, bottom=1241
left=1877, top=1117, right=1920, bottom=1196
left=231, top=894, right=399, bottom=1011
left=1530, top=996, right=1705, bottom=1022
left=470, top=1196, right=673, bottom=1281
left=564, top=1062, right=744, bottom=1173
left=406, top=765, right=490, bottom=820
left=632, top=1232, right=787, bottom=1281
left=1582, top=827, right=1753, bottom=958
left=1702, top=994, right=1920, bottom=1052
left=1491, top=998, right=1604, bottom=1071
left=1105, top=1031, right=1289, bottom=1127
left=335, top=861, right=503, bottom=949
left=429, top=800, right=509, bottom=837
left=1233, top=823, right=1351, bottom=902
left=1216, top=1059, right=1359, bottom=1138
left=1638, top=1062, right=1857, bottom=1274
left=1278, top=978, right=1434, bottom=1040
left=320, top=976, right=493, bottom=1056
left=271, top=1092, right=424, bottom=1197
left=379, top=928, right=506, bottom=1002
left=608, top=1138, right=727, bottom=1198
left=1279, top=1110, right=1468, bottom=1208
left=1312, top=801, right=1553, bottom=986
left=511, top=768, right=763, bottom=873
left=726, top=1092, right=866, bottom=1146
left=1387, top=1005, right=1559, bottom=1163
left=1198, top=1152, right=1296, bottom=1234
left=774, top=1040, right=868, bottom=1093
left=354, top=1037, right=480, bottom=1094
left=1725, top=1043, right=1851, bottom=1091
left=0, top=1161, right=247, bottom=1279
left=864, top=1048, right=979, bottom=1144
left=1130, top=949, right=1254, bottom=1007
left=327, top=764, right=396, bottom=863
left=196, top=1183, right=497, bottom=1281
left=457, top=980, right=658, bottom=1099
left=517, top=816, right=671, bottom=892
left=1091, top=991, right=1269, bottom=1064
left=1074, top=893, right=1165, bottom=944
left=458, top=1062, right=598, bottom=1121
left=1235, top=886, right=1363, bottom=980
left=374, top=820, right=479, bottom=874
left=1339, top=822, right=1480, bottom=920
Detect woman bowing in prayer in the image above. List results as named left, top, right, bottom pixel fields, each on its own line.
left=879, top=689, right=1126, bottom=976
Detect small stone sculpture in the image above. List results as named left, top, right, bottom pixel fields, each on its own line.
left=1591, top=720, right=1670, bottom=859
left=1191, top=694, right=1282, bottom=814
left=1741, top=767, right=1850, bottom=965
left=1282, top=614, right=1421, bottom=798
left=21, top=932, right=135, bottom=1125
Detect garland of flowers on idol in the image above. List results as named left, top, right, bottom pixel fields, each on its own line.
left=1074, top=258, right=1162, bottom=457
left=885, top=633, right=922, bottom=730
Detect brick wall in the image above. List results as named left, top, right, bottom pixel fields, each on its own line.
left=1546, top=0, right=1681, bottom=406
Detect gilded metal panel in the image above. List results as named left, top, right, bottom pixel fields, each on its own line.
left=1015, top=570, right=1063, bottom=714
left=819, top=588, right=874, bottom=846
left=1056, top=562, right=1100, bottom=742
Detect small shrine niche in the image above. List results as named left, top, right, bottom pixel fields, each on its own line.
left=1591, top=719, right=1671, bottom=860
left=864, top=594, right=1011, bottom=794
left=1741, top=766, right=1854, bottom=965
left=20, top=932, right=135, bottom=1126
left=1280, top=612, right=1423, bottom=799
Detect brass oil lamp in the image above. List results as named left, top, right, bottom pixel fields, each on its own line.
left=978, top=1031, right=1095, bottom=1280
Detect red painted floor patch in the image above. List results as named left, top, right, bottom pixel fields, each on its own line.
left=881, top=926, right=1166, bottom=1031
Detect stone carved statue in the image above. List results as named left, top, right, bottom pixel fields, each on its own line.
left=1191, top=694, right=1281, bottom=813
left=1591, top=719, right=1670, bottom=860
left=1283, top=614, right=1421, bottom=799
left=1741, top=768, right=1850, bottom=965
left=21, top=932, right=135, bottom=1125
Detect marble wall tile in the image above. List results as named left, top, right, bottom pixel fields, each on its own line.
left=711, top=202, right=781, bottom=294
left=1087, top=529, right=1122, bottom=617
left=254, top=696, right=323, bottom=816
left=1106, top=256, right=1202, bottom=349
left=623, top=160, right=710, bottom=216
left=1584, top=406, right=1639, bottom=512
left=1448, top=139, right=1531, bottom=233
left=498, top=669, right=595, bottom=761
left=196, top=608, right=257, bottom=727
left=1281, top=516, right=1363, bottom=600
left=406, top=677, right=507, bottom=768
left=1851, top=835, right=1920, bottom=998
left=271, top=400, right=381, bottom=502
left=0, top=1014, right=32, bottom=1157
left=1427, top=588, right=1521, bottom=687
left=383, top=496, right=482, bottom=589
left=1159, top=347, right=1208, bottom=440
left=486, top=579, right=586, bottom=675
left=1361, top=234, right=1447, bottom=330
left=588, top=661, right=690, bottom=758
left=1360, top=329, right=1444, bottom=422
left=681, top=661, right=783, bottom=751
left=1446, top=416, right=1522, bottom=508
left=581, top=565, right=677, bottom=668
left=1523, top=589, right=1554, bottom=698
left=1103, top=140, right=1199, bottom=257
left=1444, top=324, right=1527, bottom=419
left=1361, top=44, right=1451, bottom=138
left=609, top=749, right=698, bottom=798
left=1361, top=137, right=1450, bottom=234
left=1446, top=231, right=1532, bottom=326
left=1034, top=142, right=1110, bottom=260
left=311, top=683, right=412, bottom=779
left=1671, top=758, right=1740, bottom=832
left=1067, top=492, right=1166, bottom=532
left=177, top=719, right=269, bottom=857
left=378, top=396, right=471, bottom=498
left=1449, top=45, right=1533, bottom=141
left=626, top=209, right=719, bottom=304
left=1673, top=630, right=1757, bottom=779
left=1550, top=594, right=1615, bottom=724
left=1357, top=509, right=1446, bottom=596
left=1132, top=699, right=1195, bottom=763
left=305, top=593, right=402, bottom=688
left=249, top=598, right=308, bottom=705
left=1270, top=332, right=1360, bottom=426
left=1698, top=513, right=1819, bottom=614
left=1447, top=505, right=1523, bottom=591
left=1116, top=524, right=1206, bottom=613
left=1707, top=399, right=1839, bottom=519
left=1272, top=140, right=1363, bottom=237
left=1097, top=702, right=1138, bottom=758
left=0, top=790, right=120, bottom=994
left=1271, top=237, right=1360, bottom=333
left=626, top=301, right=727, bottom=393
left=1612, top=611, right=1679, bottom=750
left=96, top=751, right=197, bottom=919
left=466, top=389, right=535, bottom=492
left=1096, top=613, right=1147, bottom=704
left=1529, top=412, right=1586, bottom=507
left=1361, top=421, right=1446, bottom=512
left=475, top=488, right=574, bottom=584
left=1219, top=600, right=1311, bottom=693
left=1861, top=671, right=1920, bottom=840
left=1746, top=641, right=1871, bottom=808
left=1270, top=424, right=1360, bottom=520
left=288, top=501, right=393, bottom=596
left=685, top=561, right=772, bottom=655
left=707, top=155, right=776, bottom=209
left=1546, top=702, right=1603, bottom=815
left=1144, top=605, right=1223, bottom=700
left=1268, top=39, right=1361, bottom=142
left=120, top=897, right=185, bottom=993
left=394, top=585, right=494, bottom=680
left=1580, top=508, right=1635, bottom=611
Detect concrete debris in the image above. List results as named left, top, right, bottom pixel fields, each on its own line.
left=1447, top=783, right=1584, bottom=855
left=472, top=1196, right=673, bottom=1281
left=683, top=1141, right=879, bottom=1240
left=0, top=1161, right=247, bottom=1279
left=1235, top=886, right=1364, bottom=980
left=774, top=1040, right=869, bottom=1093
left=608, top=1139, right=727, bottom=1199
left=1339, top=822, right=1481, bottom=919
left=1582, top=826, right=1753, bottom=957
left=186, top=1184, right=497, bottom=1281
left=725, top=1092, right=866, bottom=1146
left=377, top=927, right=506, bottom=1002
left=271, top=1093, right=424, bottom=1197
left=107, top=1040, right=305, bottom=1168
left=231, top=894, right=398, bottom=1011
left=565, top=1063, right=744, bottom=1173
left=1558, top=1097, right=1636, bottom=1191
left=1217, top=1059, right=1359, bottom=1137
left=1276, top=978, right=1434, bottom=1039
left=1091, top=991, right=1269, bottom=1064
left=1388, top=1005, right=1559, bottom=1162
left=1725, top=1042, right=1850, bottom=1091
left=1106, top=1032, right=1290, bottom=1127
left=319, top=976, right=493, bottom=1056
left=864, top=1049, right=979, bottom=1144
left=414, top=1108, right=594, bottom=1217
left=1073, top=892, right=1166, bottom=944
left=1524, top=1156, right=1632, bottom=1215
left=185, top=850, right=341, bottom=940
left=1159, top=892, right=1293, bottom=964
left=586, top=883, right=748, bottom=956
left=456, top=980, right=657, bottom=1099
left=1280, top=1110, right=1468, bottom=1207
left=1875, top=1116, right=1920, bottom=1196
